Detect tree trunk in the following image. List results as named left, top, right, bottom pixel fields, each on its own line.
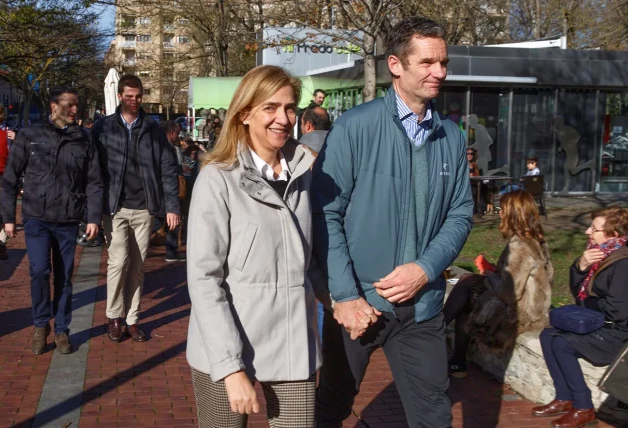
left=22, top=89, right=32, bottom=128
left=534, top=0, right=541, bottom=38
left=362, top=33, right=376, bottom=102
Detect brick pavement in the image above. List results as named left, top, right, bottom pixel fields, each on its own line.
left=0, top=232, right=619, bottom=427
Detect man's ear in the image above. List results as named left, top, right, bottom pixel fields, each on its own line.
left=387, top=54, right=403, bottom=77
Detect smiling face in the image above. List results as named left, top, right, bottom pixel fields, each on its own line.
left=388, top=36, right=448, bottom=105
left=50, top=93, right=79, bottom=127
left=243, top=85, right=297, bottom=154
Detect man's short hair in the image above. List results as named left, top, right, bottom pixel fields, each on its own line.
left=162, top=120, right=179, bottom=134
left=386, top=17, right=446, bottom=66
left=50, top=86, right=79, bottom=104
left=83, top=118, right=94, bottom=127
left=118, top=74, right=143, bottom=94
left=313, top=89, right=326, bottom=98
left=303, top=107, right=331, bottom=131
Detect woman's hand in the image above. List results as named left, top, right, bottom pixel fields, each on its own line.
left=224, top=371, right=259, bottom=415
left=578, top=249, right=605, bottom=271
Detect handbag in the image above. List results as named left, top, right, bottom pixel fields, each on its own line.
left=178, top=175, right=186, bottom=200
left=599, top=340, right=628, bottom=404
left=549, top=304, right=605, bottom=334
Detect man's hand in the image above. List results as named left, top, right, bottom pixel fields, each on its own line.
left=373, top=263, right=429, bottom=304
left=166, top=213, right=180, bottom=230
left=4, top=223, right=16, bottom=238
left=224, top=371, right=260, bottom=415
left=6, top=130, right=15, bottom=140
left=578, top=249, right=605, bottom=271
left=334, top=298, right=381, bottom=340
left=85, top=223, right=99, bottom=240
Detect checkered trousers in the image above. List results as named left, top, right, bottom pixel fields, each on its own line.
left=191, top=368, right=316, bottom=427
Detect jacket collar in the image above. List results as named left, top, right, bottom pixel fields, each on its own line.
left=41, top=119, right=83, bottom=141
left=384, top=85, right=442, bottom=133
left=238, top=139, right=315, bottom=206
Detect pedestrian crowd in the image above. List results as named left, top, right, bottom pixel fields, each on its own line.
left=0, top=16, right=627, bottom=428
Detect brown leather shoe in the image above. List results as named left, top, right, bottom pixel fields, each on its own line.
left=532, top=399, right=573, bottom=417
left=54, top=332, right=72, bottom=354
left=32, top=324, right=51, bottom=354
left=125, top=324, right=147, bottom=342
left=551, top=408, right=597, bottom=427
left=0, top=244, right=7, bottom=260
left=107, top=318, right=123, bottom=343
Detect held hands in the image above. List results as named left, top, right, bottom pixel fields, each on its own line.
left=578, top=249, right=605, bottom=271
left=373, top=263, right=428, bottom=304
left=224, top=371, right=260, bottom=415
left=333, top=298, right=382, bottom=340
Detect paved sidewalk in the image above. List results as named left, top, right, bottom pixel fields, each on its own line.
left=0, top=232, right=618, bottom=427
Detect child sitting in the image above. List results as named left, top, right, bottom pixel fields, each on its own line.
left=500, top=156, right=540, bottom=195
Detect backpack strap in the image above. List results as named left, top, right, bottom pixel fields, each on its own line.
left=588, top=247, right=628, bottom=296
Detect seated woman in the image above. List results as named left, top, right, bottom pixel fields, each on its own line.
left=186, top=65, right=320, bottom=427
left=532, top=207, right=628, bottom=428
left=444, top=190, right=553, bottom=378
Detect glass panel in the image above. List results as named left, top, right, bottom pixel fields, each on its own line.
left=511, top=89, right=555, bottom=188
left=468, top=88, right=510, bottom=176
left=555, top=90, right=600, bottom=193
left=432, top=86, right=466, bottom=133
left=599, top=91, right=628, bottom=191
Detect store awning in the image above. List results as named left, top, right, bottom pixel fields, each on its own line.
left=188, top=75, right=364, bottom=111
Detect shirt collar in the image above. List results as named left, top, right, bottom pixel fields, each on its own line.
left=396, top=94, right=433, bottom=125
left=120, top=113, right=139, bottom=130
left=48, top=115, right=68, bottom=131
left=248, top=147, right=290, bottom=182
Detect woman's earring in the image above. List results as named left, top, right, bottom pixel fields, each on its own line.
left=243, top=121, right=249, bottom=125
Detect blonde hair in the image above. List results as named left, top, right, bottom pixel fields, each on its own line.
left=499, top=190, right=545, bottom=243
left=202, top=65, right=301, bottom=167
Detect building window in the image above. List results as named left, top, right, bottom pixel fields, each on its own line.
left=136, top=52, right=149, bottom=60
left=144, top=88, right=152, bottom=96
left=124, top=34, right=136, bottom=42
left=139, top=71, right=150, bottom=77
left=138, top=16, right=151, bottom=25
left=138, top=34, right=151, bottom=43
left=178, top=36, right=189, bottom=44
left=177, top=18, right=189, bottom=25
left=124, top=51, right=136, bottom=60
left=121, top=15, right=135, bottom=28
left=163, top=52, right=175, bottom=60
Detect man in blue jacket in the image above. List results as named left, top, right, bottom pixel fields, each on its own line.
left=312, top=17, right=473, bottom=427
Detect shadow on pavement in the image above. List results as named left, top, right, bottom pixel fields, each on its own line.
left=14, top=341, right=188, bottom=428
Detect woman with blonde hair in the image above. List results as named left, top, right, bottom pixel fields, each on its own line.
left=444, top=190, right=553, bottom=378
left=186, top=65, right=320, bottom=427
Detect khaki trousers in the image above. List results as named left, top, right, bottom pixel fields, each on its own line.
left=103, top=208, right=154, bottom=325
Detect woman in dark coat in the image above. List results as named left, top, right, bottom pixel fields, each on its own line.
left=533, top=206, right=628, bottom=428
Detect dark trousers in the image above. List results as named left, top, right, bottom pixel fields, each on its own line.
left=24, top=219, right=79, bottom=334
left=153, top=216, right=179, bottom=258
left=315, top=306, right=451, bottom=428
left=540, top=329, right=594, bottom=409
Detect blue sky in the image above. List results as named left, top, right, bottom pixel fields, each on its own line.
left=95, top=3, right=115, bottom=40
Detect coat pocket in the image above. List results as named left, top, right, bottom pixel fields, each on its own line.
left=233, top=222, right=258, bottom=271
left=27, top=146, right=51, bottom=173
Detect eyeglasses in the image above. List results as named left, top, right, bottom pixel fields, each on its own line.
left=466, top=152, right=474, bottom=156
left=588, top=225, right=604, bottom=233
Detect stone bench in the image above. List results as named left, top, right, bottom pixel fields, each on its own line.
left=445, top=266, right=628, bottom=426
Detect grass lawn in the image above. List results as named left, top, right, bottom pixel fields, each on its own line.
left=454, top=221, right=588, bottom=307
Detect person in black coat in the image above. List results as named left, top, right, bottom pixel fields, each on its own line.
left=532, top=206, right=628, bottom=428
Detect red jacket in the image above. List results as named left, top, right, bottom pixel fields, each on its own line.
left=0, top=128, right=7, bottom=175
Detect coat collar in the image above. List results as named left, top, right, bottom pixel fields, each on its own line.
left=384, top=85, right=443, bottom=134
left=237, top=139, right=315, bottom=206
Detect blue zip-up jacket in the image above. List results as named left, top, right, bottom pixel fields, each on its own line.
left=311, top=87, right=474, bottom=323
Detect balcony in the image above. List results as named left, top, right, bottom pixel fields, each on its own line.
left=164, top=24, right=175, bottom=31
left=123, top=58, right=136, bottom=66
left=121, top=40, right=137, bottom=49
left=163, top=41, right=174, bottom=49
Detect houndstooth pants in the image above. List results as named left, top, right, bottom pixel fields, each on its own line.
left=191, top=368, right=316, bottom=428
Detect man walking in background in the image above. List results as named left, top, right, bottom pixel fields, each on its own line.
left=1, top=86, right=102, bottom=354
left=300, top=106, right=331, bottom=155
left=93, top=75, right=180, bottom=344
left=312, top=17, right=473, bottom=427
